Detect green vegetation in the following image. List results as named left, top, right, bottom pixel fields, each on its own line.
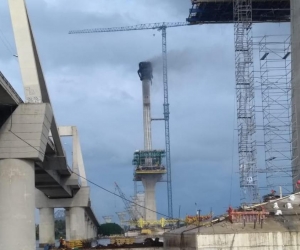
left=55, top=220, right=66, bottom=239
left=36, top=220, right=66, bottom=240
left=98, top=223, right=124, bottom=236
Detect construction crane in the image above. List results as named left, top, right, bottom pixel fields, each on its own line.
left=54, top=210, right=65, bottom=221
left=114, top=182, right=141, bottom=221
left=70, top=22, right=193, bottom=218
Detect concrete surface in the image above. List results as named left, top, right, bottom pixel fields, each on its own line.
left=94, top=248, right=163, bottom=250
left=142, top=175, right=161, bottom=221
left=0, top=159, right=35, bottom=250
left=39, top=208, right=55, bottom=247
left=142, top=78, right=152, bottom=150
left=36, top=187, right=90, bottom=208
left=0, top=71, right=22, bottom=129
left=291, top=0, right=300, bottom=192
left=164, top=216, right=300, bottom=249
left=70, top=207, right=87, bottom=240
left=2, top=1, right=100, bottom=247
left=0, top=103, right=52, bottom=160
left=65, top=208, right=71, bottom=240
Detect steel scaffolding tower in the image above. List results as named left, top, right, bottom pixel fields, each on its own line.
left=234, top=0, right=259, bottom=204
left=258, top=35, right=292, bottom=193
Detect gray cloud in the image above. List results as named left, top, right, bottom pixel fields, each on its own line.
left=0, top=0, right=291, bottom=221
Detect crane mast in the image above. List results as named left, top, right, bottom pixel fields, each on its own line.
left=161, top=27, right=173, bottom=218
left=69, top=22, right=192, bottom=219
left=114, top=182, right=141, bottom=221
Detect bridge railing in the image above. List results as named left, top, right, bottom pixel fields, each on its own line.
left=0, top=70, right=23, bottom=104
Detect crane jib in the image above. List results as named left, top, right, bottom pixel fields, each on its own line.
left=69, top=22, right=191, bottom=34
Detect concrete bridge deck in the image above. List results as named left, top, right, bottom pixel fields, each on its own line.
left=0, top=70, right=78, bottom=198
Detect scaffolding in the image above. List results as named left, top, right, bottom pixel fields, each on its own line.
left=132, top=150, right=166, bottom=166
left=234, top=0, right=259, bottom=204
left=187, top=0, right=290, bottom=24
left=258, top=35, right=292, bottom=193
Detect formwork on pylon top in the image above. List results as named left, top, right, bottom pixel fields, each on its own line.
left=187, top=0, right=290, bottom=24
left=132, top=150, right=166, bottom=181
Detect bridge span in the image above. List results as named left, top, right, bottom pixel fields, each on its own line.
left=0, top=0, right=100, bottom=248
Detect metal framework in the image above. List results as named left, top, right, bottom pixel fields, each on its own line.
left=69, top=22, right=183, bottom=218
left=132, top=150, right=165, bottom=166
left=162, top=27, right=173, bottom=218
left=114, top=182, right=142, bottom=221
left=234, top=0, right=259, bottom=204
left=258, top=35, right=292, bottom=193
left=116, top=212, right=128, bottom=227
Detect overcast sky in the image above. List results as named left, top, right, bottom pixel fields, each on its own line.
left=0, top=0, right=290, bottom=223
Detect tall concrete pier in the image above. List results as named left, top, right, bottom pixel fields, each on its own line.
left=133, top=62, right=166, bottom=221
left=291, top=0, right=300, bottom=191
left=39, top=208, right=55, bottom=246
left=139, top=62, right=153, bottom=151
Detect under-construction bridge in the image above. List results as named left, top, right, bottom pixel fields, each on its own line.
left=187, top=0, right=290, bottom=23
left=187, top=0, right=291, bottom=204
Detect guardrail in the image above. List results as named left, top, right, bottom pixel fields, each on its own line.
left=0, top=71, right=23, bottom=104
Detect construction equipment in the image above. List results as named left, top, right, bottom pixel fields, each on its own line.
left=70, top=22, right=194, bottom=218
left=233, top=0, right=259, bottom=204
left=114, top=182, right=142, bottom=221
left=116, top=212, right=128, bottom=227
left=227, top=206, right=269, bottom=224
left=185, top=214, right=212, bottom=225
left=110, top=237, right=135, bottom=246
left=262, top=190, right=280, bottom=203
left=127, top=217, right=179, bottom=228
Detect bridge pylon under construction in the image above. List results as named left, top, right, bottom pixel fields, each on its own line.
left=132, top=62, right=166, bottom=221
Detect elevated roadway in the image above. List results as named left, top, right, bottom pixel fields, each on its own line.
left=0, top=70, right=22, bottom=127
left=0, top=0, right=100, bottom=248
left=0, top=71, right=77, bottom=198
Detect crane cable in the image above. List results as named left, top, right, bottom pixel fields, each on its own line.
left=0, top=27, right=16, bottom=57
left=6, top=114, right=173, bottom=219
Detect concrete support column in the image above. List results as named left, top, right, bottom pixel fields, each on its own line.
left=39, top=208, right=55, bottom=247
left=89, top=224, right=92, bottom=239
left=291, top=0, right=300, bottom=191
left=91, top=225, right=94, bottom=239
left=89, top=221, right=93, bottom=239
left=92, top=223, right=95, bottom=239
left=142, top=175, right=160, bottom=221
left=0, top=159, right=35, bottom=249
left=90, top=222, right=93, bottom=239
left=94, top=225, right=97, bottom=238
left=85, top=218, right=89, bottom=239
left=65, top=208, right=70, bottom=241
left=70, top=207, right=86, bottom=240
